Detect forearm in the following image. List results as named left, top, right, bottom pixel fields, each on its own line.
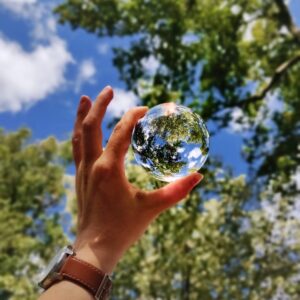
left=38, top=244, right=124, bottom=300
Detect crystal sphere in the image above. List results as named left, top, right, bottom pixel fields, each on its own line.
left=131, top=103, right=209, bottom=182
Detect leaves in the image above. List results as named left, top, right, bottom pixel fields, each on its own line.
left=0, top=129, right=67, bottom=298
left=54, top=0, right=300, bottom=296
left=6, top=0, right=295, bottom=298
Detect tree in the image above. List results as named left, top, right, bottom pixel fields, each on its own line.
left=109, top=151, right=299, bottom=300
left=55, top=0, right=299, bottom=181
left=0, top=129, right=70, bottom=300
left=54, top=0, right=300, bottom=299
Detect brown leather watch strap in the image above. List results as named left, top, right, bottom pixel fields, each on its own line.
left=59, top=256, right=112, bottom=300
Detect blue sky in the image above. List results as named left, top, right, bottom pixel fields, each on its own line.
left=0, top=0, right=299, bottom=177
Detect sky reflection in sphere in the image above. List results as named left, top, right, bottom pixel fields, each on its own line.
left=131, top=103, right=209, bottom=182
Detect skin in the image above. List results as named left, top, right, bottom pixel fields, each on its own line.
left=39, top=86, right=203, bottom=300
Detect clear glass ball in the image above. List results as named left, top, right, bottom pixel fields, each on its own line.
left=131, top=103, right=209, bottom=182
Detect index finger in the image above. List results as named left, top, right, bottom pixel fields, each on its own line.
left=82, top=86, right=113, bottom=165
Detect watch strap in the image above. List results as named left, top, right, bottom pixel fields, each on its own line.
left=60, top=256, right=112, bottom=300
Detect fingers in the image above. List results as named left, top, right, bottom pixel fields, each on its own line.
left=82, top=86, right=113, bottom=166
left=143, top=173, right=203, bottom=213
left=104, top=106, right=149, bottom=167
left=72, top=96, right=92, bottom=169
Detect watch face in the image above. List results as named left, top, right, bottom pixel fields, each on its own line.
left=38, top=246, right=74, bottom=289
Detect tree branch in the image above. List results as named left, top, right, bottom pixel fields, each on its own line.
left=274, top=0, right=300, bottom=43
left=229, top=53, right=300, bottom=108
left=230, top=1, right=300, bottom=109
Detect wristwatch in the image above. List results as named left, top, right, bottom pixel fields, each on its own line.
left=38, top=245, right=112, bottom=300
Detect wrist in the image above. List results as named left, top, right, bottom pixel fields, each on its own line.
left=74, top=241, right=125, bottom=274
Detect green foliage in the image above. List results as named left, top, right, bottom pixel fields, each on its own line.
left=55, top=0, right=299, bottom=180
left=54, top=0, right=300, bottom=298
left=0, top=129, right=68, bottom=299
left=0, top=3, right=291, bottom=298
left=0, top=1, right=294, bottom=299
left=118, top=158, right=300, bottom=300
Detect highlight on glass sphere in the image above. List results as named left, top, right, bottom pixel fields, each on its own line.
left=131, top=103, right=209, bottom=182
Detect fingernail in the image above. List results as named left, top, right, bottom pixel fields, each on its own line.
left=80, top=95, right=88, bottom=104
left=104, top=85, right=112, bottom=91
left=192, top=173, right=203, bottom=186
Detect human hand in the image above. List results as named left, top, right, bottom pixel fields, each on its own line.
left=72, top=86, right=203, bottom=274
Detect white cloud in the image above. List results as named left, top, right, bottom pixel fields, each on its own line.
left=0, top=35, right=73, bottom=113
left=74, top=59, right=97, bottom=93
left=32, top=15, right=57, bottom=41
left=107, top=88, right=140, bottom=118
left=177, top=147, right=185, bottom=153
left=0, top=0, right=37, bottom=15
left=141, top=55, right=160, bottom=75
left=97, top=43, right=109, bottom=55
left=228, top=107, right=249, bottom=132
left=188, top=160, right=198, bottom=169
left=0, top=0, right=57, bottom=41
left=0, top=0, right=74, bottom=113
left=188, top=147, right=202, bottom=160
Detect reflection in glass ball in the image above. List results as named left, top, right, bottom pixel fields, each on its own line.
left=131, top=103, right=209, bottom=182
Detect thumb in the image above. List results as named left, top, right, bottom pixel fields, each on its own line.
left=145, top=173, right=203, bottom=213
